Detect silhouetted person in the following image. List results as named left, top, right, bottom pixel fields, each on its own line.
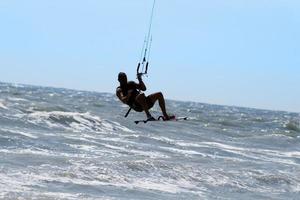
left=116, top=72, right=172, bottom=121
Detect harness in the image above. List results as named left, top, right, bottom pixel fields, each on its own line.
left=120, top=81, right=140, bottom=107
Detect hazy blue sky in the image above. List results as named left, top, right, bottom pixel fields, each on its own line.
left=0, top=0, right=299, bottom=112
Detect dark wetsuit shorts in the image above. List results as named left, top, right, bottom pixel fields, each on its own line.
left=130, top=96, right=155, bottom=112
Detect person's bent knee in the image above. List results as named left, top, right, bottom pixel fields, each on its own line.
left=157, top=92, right=163, bottom=98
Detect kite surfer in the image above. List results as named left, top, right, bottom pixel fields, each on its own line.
left=116, top=72, right=172, bottom=121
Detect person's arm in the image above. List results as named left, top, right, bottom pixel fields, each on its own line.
left=136, top=74, right=147, bottom=91
left=116, top=88, right=132, bottom=104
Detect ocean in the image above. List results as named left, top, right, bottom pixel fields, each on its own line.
left=0, top=82, right=299, bottom=200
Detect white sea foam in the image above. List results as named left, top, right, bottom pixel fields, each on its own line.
left=0, top=128, right=37, bottom=139
left=8, top=97, right=28, bottom=102
left=200, top=142, right=300, bottom=166
left=0, top=99, right=8, bottom=109
left=0, top=172, right=33, bottom=198
left=0, top=171, right=84, bottom=200
left=150, top=136, right=177, bottom=144
left=130, top=179, right=197, bottom=194
left=160, top=146, right=206, bottom=157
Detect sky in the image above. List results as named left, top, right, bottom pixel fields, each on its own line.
left=0, top=0, right=299, bottom=112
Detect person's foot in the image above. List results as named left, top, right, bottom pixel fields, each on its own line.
left=163, top=114, right=175, bottom=121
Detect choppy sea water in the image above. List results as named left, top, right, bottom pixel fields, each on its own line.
left=0, top=82, right=299, bottom=200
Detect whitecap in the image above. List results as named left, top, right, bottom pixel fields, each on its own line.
left=0, top=128, right=37, bottom=139
left=24, top=111, right=120, bottom=133
left=0, top=100, right=8, bottom=109
left=160, top=146, right=206, bottom=157
left=285, top=121, right=300, bottom=132
left=8, top=97, right=28, bottom=102
left=201, top=142, right=300, bottom=166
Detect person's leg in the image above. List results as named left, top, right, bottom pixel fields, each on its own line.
left=148, top=92, right=170, bottom=118
left=135, top=93, right=153, bottom=119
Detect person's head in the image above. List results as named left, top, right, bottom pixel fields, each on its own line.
left=118, top=72, right=127, bottom=85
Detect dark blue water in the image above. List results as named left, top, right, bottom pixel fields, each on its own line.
left=0, top=82, right=299, bottom=199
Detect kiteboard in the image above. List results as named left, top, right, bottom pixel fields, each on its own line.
left=134, top=116, right=188, bottom=124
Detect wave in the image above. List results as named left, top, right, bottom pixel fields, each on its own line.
left=0, top=128, right=38, bottom=139
left=0, top=99, right=8, bottom=109
left=285, top=121, right=300, bottom=132
left=7, top=97, right=29, bottom=102
left=17, top=111, right=125, bottom=133
left=17, top=111, right=134, bottom=134
left=27, top=105, right=70, bottom=113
